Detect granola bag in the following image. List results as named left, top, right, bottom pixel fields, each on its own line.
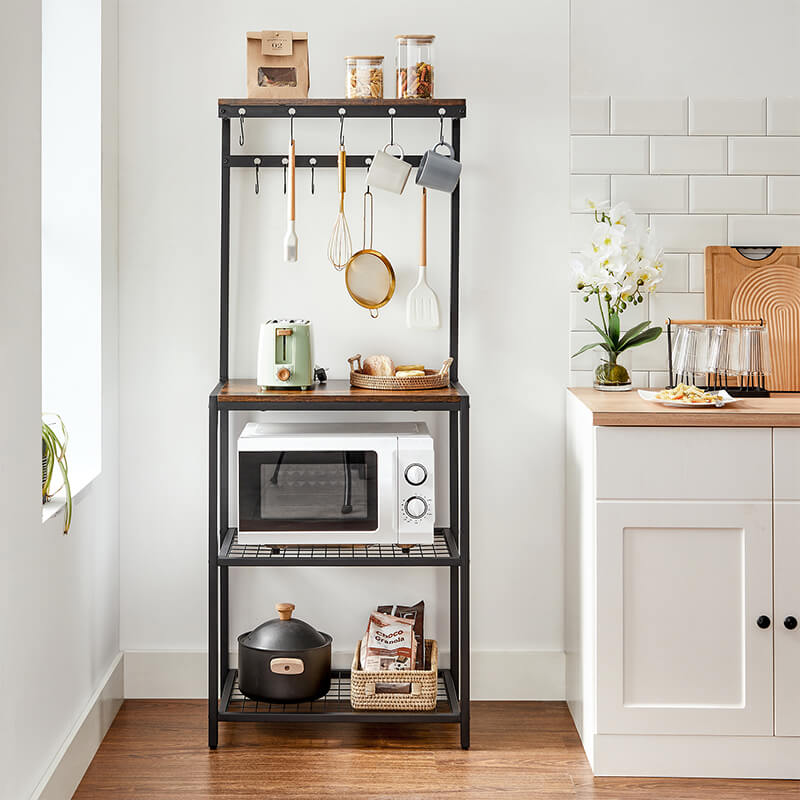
left=246, top=31, right=309, bottom=98
left=377, top=601, right=425, bottom=670
left=360, top=611, right=417, bottom=693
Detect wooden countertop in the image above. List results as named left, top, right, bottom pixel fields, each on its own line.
left=569, top=387, right=800, bottom=427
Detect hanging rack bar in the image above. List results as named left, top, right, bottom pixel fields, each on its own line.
left=219, top=98, right=467, bottom=119
left=228, top=154, right=422, bottom=168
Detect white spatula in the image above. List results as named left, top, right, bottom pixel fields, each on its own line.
left=406, top=187, right=440, bottom=329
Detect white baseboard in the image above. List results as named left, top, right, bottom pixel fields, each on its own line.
left=124, top=649, right=566, bottom=701
left=31, top=652, right=124, bottom=800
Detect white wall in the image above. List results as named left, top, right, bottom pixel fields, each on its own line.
left=571, top=0, right=800, bottom=96
left=119, top=0, right=570, bottom=697
left=0, top=1, right=120, bottom=797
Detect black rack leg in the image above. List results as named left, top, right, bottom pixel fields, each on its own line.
left=208, top=401, right=219, bottom=749
left=449, top=409, right=460, bottom=685
left=220, top=410, right=229, bottom=680
left=459, top=399, right=470, bottom=750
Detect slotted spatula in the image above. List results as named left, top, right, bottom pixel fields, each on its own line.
left=406, top=187, right=440, bottom=329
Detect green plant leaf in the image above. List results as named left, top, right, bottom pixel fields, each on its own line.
left=585, top=319, right=616, bottom=351
left=571, top=341, right=609, bottom=358
left=616, top=320, right=653, bottom=350
left=608, top=311, right=620, bottom=348
left=618, top=326, right=663, bottom=352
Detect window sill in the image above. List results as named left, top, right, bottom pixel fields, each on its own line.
left=41, top=470, right=99, bottom=525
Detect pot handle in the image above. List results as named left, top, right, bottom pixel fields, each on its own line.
left=275, top=602, right=295, bottom=620
left=270, top=657, right=305, bottom=675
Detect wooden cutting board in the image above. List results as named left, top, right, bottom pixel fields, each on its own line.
left=705, top=246, right=800, bottom=391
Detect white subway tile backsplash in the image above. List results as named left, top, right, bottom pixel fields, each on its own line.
left=689, top=176, right=766, bottom=214
left=659, top=254, right=689, bottom=292
left=650, top=214, right=727, bottom=252
left=569, top=291, right=649, bottom=332
left=570, top=371, right=595, bottom=388
left=767, top=97, right=800, bottom=135
left=650, top=136, right=727, bottom=174
left=768, top=176, right=800, bottom=214
left=569, top=212, right=598, bottom=251
left=611, top=96, right=687, bottom=135
left=571, top=175, right=609, bottom=211
left=611, top=175, right=688, bottom=213
left=688, top=253, right=705, bottom=292
left=648, top=371, right=670, bottom=389
left=650, top=292, right=706, bottom=325
left=570, top=136, right=649, bottom=174
left=728, top=215, right=800, bottom=246
left=729, top=137, right=800, bottom=174
left=689, top=97, right=766, bottom=135
left=571, top=97, right=610, bottom=134
left=629, top=336, right=668, bottom=372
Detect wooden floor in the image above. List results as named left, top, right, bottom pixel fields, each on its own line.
left=74, top=701, right=798, bottom=799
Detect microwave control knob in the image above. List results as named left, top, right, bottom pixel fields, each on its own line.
left=277, top=368, right=291, bottom=382
left=404, top=496, right=427, bottom=519
left=404, top=463, right=427, bottom=486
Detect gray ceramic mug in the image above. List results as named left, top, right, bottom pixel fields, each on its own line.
left=415, top=142, right=462, bottom=193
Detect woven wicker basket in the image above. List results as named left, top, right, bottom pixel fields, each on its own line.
left=350, top=639, right=438, bottom=711
left=348, top=355, right=453, bottom=391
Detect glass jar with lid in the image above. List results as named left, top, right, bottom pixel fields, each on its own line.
left=395, top=35, right=435, bottom=98
left=345, top=56, right=384, bottom=99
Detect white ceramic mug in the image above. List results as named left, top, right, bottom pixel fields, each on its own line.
left=366, top=143, right=412, bottom=194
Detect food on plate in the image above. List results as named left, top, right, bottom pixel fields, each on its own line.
left=656, top=383, right=719, bottom=404
left=362, top=354, right=395, bottom=377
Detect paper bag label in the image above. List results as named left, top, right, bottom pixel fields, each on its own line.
left=262, top=30, right=293, bottom=56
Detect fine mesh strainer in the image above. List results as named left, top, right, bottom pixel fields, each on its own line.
left=344, top=186, right=395, bottom=318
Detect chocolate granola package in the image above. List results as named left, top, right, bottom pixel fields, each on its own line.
left=360, top=611, right=417, bottom=694
left=376, top=601, right=425, bottom=670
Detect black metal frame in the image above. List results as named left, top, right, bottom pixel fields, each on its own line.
left=209, top=99, right=469, bottom=751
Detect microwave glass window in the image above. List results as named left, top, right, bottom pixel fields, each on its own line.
left=239, top=451, right=378, bottom=531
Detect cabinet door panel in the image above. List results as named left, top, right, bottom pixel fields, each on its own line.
left=775, top=502, right=800, bottom=737
left=597, top=501, right=773, bottom=736
left=774, top=430, right=800, bottom=500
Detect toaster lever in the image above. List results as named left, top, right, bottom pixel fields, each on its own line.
left=276, top=328, right=293, bottom=336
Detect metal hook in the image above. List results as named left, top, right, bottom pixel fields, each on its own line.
left=388, top=107, right=396, bottom=146
left=253, top=158, right=261, bottom=195
left=338, top=107, right=346, bottom=147
left=288, top=107, right=295, bottom=142
left=309, top=157, right=317, bottom=194
left=438, top=107, right=446, bottom=144
left=282, top=157, right=288, bottom=194
left=238, top=108, right=246, bottom=147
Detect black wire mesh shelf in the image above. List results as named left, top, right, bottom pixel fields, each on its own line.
left=218, top=528, right=460, bottom=566
left=219, top=668, right=460, bottom=722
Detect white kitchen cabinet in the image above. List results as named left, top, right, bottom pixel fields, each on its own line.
left=775, top=501, right=800, bottom=737
left=597, top=501, right=773, bottom=736
left=566, top=389, right=800, bottom=778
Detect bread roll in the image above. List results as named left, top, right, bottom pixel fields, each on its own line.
left=362, top=355, right=395, bottom=377
left=395, top=369, right=425, bottom=377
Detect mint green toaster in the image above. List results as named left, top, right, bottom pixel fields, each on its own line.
left=257, top=320, right=314, bottom=390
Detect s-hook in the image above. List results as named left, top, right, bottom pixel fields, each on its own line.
left=438, top=106, right=446, bottom=144
left=338, top=106, right=346, bottom=147
left=282, top=157, right=289, bottom=193
left=388, top=106, right=396, bottom=146
left=238, top=107, right=246, bottom=147
left=309, top=157, right=317, bottom=194
left=253, top=157, right=261, bottom=195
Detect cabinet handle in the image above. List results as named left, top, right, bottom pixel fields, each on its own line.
left=784, top=616, right=798, bottom=631
left=757, top=615, right=771, bottom=629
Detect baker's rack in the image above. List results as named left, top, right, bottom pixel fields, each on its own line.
left=208, top=98, right=470, bottom=749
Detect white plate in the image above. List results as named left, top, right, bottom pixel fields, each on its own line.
left=638, top=389, right=740, bottom=408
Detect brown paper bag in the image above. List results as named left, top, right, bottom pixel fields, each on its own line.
left=246, top=31, right=309, bottom=98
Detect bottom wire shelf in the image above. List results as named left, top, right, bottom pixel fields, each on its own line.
left=218, top=668, right=460, bottom=723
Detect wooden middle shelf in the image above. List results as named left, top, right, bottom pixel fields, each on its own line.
left=213, top=379, right=468, bottom=407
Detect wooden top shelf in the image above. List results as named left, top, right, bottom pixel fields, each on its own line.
left=569, top=387, right=800, bottom=427
left=212, top=379, right=468, bottom=407
left=218, top=98, right=467, bottom=118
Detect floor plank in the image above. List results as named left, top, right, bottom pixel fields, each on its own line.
left=73, top=701, right=798, bottom=799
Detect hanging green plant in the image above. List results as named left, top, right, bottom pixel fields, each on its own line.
left=42, top=413, right=72, bottom=534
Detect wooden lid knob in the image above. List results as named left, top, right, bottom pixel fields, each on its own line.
left=277, top=368, right=291, bottom=381
left=276, top=602, right=295, bottom=620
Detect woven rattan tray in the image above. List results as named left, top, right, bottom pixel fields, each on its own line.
left=348, top=355, right=453, bottom=391
left=350, top=639, right=438, bottom=711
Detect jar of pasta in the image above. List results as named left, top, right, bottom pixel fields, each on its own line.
left=345, top=56, right=384, bottom=99
left=395, top=35, right=435, bottom=98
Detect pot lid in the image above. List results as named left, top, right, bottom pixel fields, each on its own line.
left=241, top=603, right=329, bottom=651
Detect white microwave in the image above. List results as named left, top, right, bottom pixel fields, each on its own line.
left=236, top=422, right=434, bottom=546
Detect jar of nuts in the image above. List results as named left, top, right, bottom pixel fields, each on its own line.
left=345, top=56, right=384, bottom=99
left=395, top=35, right=435, bottom=98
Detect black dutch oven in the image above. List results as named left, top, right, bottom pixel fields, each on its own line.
left=237, top=603, right=332, bottom=703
